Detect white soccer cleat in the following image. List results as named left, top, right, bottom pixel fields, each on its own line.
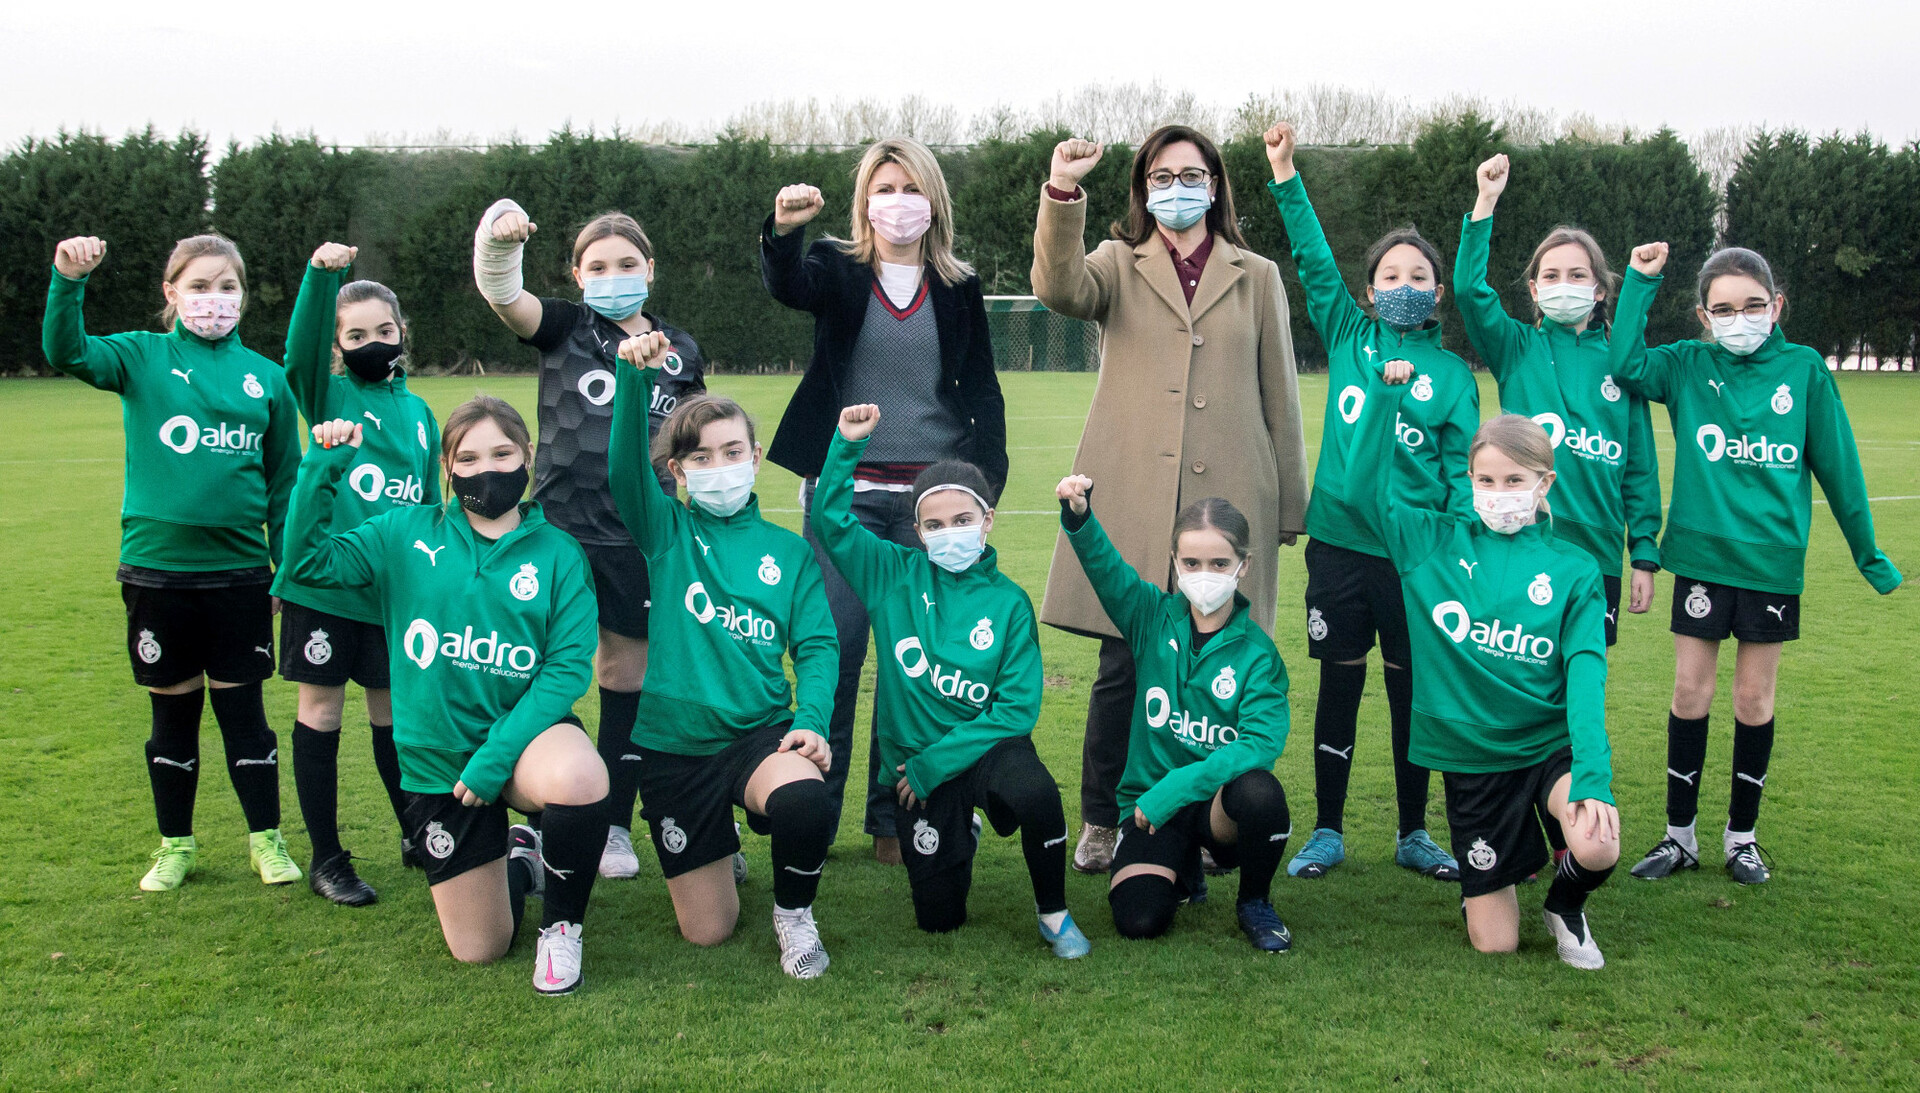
left=599, top=826, right=641, bottom=879
left=1542, top=909, right=1605, bottom=970
left=773, top=906, right=830, bottom=980
left=534, top=921, right=583, bottom=995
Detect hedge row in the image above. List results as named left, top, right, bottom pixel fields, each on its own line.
left=6, top=120, right=1904, bottom=375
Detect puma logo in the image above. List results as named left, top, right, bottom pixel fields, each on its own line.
left=1606, top=609, right=1618, bottom=625
left=170, top=368, right=193, bottom=385
left=413, top=540, right=445, bottom=565
left=618, top=753, right=643, bottom=762
left=254, top=646, right=272, bottom=657
left=694, top=535, right=711, bottom=556
left=1168, top=638, right=1179, bottom=651
left=1043, top=835, right=1067, bottom=849
left=1362, top=345, right=1378, bottom=361
left=363, top=411, right=383, bottom=429
left=1736, top=772, right=1768, bottom=788
left=783, top=864, right=824, bottom=876
left=1269, top=832, right=1287, bottom=842
left=1765, top=604, right=1787, bottom=621
left=1708, top=379, right=1725, bottom=395
left=1459, top=559, right=1478, bottom=578
left=1318, top=743, right=1355, bottom=760
left=542, top=861, right=573, bottom=880
left=1667, top=768, right=1698, bottom=787
left=233, top=748, right=278, bottom=767
left=922, top=593, right=936, bottom=612
left=151, top=756, right=197, bottom=771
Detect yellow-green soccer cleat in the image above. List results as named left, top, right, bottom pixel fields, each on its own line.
left=248, top=829, right=303, bottom=885
left=139, top=835, right=199, bottom=891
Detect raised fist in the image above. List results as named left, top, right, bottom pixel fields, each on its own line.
left=1055, top=474, right=1094, bottom=515
left=616, top=330, right=672, bottom=369
left=54, top=236, right=106, bottom=279
left=1629, top=242, right=1670, bottom=276
left=312, top=419, right=364, bottom=450
left=490, top=207, right=536, bottom=244
left=1263, top=123, right=1298, bottom=183
left=773, top=184, right=826, bottom=233
left=838, top=403, right=881, bottom=441
left=310, top=242, right=358, bottom=271
left=1049, top=139, right=1103, bottom=191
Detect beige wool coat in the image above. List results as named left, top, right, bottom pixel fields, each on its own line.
left=1034, top=187, right=1310, bottom=639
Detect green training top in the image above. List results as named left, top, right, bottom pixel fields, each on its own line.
left=271, top=264, right=443, bottom=623
left=1348, top=363, right=1613, bottom=803
left=1454, top=213, right=1662, bottom=578
left=42, top=269, right=299, bottom=572
left=812, top=431, right=1043, bottom=801
left=1268, top=175, right=1480, bottom=558
left=1063, top=512, right=1290, bottom=829
left=284, top=439, right=598, bottom=801
left=1610, top=269, right=1902, bottom=596
left=608, top=363, right=838, bottom=756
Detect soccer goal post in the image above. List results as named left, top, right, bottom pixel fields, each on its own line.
left=983, top=296, right=1100, bottom=372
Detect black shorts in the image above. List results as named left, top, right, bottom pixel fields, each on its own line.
left=636, top=723, right=788, bottom=877
left=1303, top=538, right=1410, bottom=664
left=122, top=582, right=275, bottom=688
left=1442, top=746, right=1572, bottom=898
left=1670, top=575, right=1800, bottom=643
left=1110, top=796, right=1235, bottom=900
left=1602, top=573, right=1622, bottom=648
left=583, top=542, right=652, bottom=640
left=403, top=791, right=510, bottom=886
left=893, top=737, right=1053, bottom=890
left=278, top=601, right=390, bottom=688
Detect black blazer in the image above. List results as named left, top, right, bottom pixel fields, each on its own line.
left=759, top=214, right=1009, bottom=492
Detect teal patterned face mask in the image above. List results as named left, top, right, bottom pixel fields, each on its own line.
left=1373, top=284, right=1437, bottom=330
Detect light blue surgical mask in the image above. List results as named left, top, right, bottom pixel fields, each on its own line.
left=922, top=525, right=986, bottom=574
left=1146, top=182, right=1211, bottom=231
left=1373, top=284, right=1438, bottom=330
left=582, top=273, right=649, bottom=320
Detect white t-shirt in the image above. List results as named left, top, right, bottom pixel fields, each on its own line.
left=877, top=262, right=922, bottom=310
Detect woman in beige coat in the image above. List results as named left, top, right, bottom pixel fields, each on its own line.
left=1034, top=126, right=1309, bottom=873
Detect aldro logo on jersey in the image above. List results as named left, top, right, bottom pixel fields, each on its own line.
left=304, top=629, right=333, bottom=666
left=683, top=582, right=779, bottom=647
left=348, top=463, right=425, bottom=505
left=402, top=618, right=540, bottom=679
left=1531, top=413, right=1622, bottom=464
left=157, top=414, right=262, bottom=455
left=912, top=818, right=940, bottom=856
left=894, top=636, right=992, bottom=707
left=1696, top=425, right=1799, bottom=469
left=1431, top=601, right=1555, bottom=664
left=1143, top=686, right=1240, bottom=749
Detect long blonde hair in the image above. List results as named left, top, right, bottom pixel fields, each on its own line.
left=831, top=137, right=972, bottom=287
left=1469, top=414, right=1555, bottom=517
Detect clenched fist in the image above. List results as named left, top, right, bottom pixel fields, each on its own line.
left=773, top=184, right=825, bottom=234
left=54, top=236, right=106, bottom=279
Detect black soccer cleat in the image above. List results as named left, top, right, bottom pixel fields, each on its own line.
left=309, top=851, right=377, bottom=906
left=1725, top=841, right=1772, bottom=885
left=1629, top=836, right=1699, bottom=881
left=1235, top=899, right=1293, bottom=953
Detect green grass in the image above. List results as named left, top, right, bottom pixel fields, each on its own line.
left=2, top=371, right=1916, bottom=1091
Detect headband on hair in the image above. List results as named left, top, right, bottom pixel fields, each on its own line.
left=914, top=484, right=991, bottom=522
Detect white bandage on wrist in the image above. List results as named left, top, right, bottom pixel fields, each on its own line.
left=472, top=197, right=528, bottom=307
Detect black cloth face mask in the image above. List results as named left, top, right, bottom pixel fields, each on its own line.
left=450, top=465, right=527, bottom=520
left=342, top=339, right=403, bottom=383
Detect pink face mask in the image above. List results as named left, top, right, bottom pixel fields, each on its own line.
left=177, top=292, right=242, bottom=339
left=867, top=192, right=933, bottom=246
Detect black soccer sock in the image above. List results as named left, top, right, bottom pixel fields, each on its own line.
left=538, top=799, right=610, bottom=928
left=508, top=855, right=534, bottom=937
left=989, top=753, right=1070, bottom=915
left=1221, top=770, right=1291, bottom=904
left=595, top=687, right=644, bottom=829
left=209, top=682, right=280, bottom=831
left=292, top=723, right=342, bottom=861
left=766, top=779, right=833, bottom=909
left=1728, top=718, right=1776, bottom=833
left=1665, top=713, right=1710, bottom=828
left=146, top=689, right=205, bottom=838
left=1108, top=874, right=1179, bottom=940
left=1384, top=663, right=1430, bottom=834
left=1543, top=850, right=1616, bottom=916
left=1311, top=661, right=1366, bottom=832
left=368, top=723, right=408, bottom=835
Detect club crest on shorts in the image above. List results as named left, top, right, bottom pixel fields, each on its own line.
left=1307, top=607, right=1328, bottom=641
left=660, top=818, right=688, bottom=854
left=1528, top=572, right=1554, bottom=606
left=135, top=629, right=162, bottom=664
left=758, top=554, right=782, bottom=586
left=1467, top=837, right=1497, bottom=871
left=242, top=372, right=264, bottom=399
left=1600, top=374, right=1622, bottom=402
left=509, top=563, right=540, bottom=601
left=417, top=421, right=429, bottom=450
left=424, top=821, right=456, bottom=860
left=912, top=818, right=940, bottom=856
left=1771, top=383, right=1793, bottom=415
left=970, top=617, right=994, bottom=650
left=1685, top=583, right=1712, bottom=619
left=1211, top=665, right=1238, bottom=700
left=1409, top=372, right=1434, bottom=402
left=304, top=629, right=333, bottom=665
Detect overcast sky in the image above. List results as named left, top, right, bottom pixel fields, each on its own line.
left=7, top=1, right=1917, bottom=149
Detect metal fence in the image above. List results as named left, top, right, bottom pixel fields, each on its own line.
left=984, top=296, right=1100, bottom=372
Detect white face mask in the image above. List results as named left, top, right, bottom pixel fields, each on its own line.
left=1709, top=310, right=1773, bottom=356
left=1473, top=485, right=1542, bottom=535
left=1178, top=566, right=1242, bottom=616
left=922, top=525, right=986, bottom=573
left=1536, top=283, right=1596, bottom=326
left=683, top=459, right=756, bottom=517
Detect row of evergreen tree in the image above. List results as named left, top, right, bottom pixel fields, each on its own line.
left=1, top=120, right=1911, bottom=374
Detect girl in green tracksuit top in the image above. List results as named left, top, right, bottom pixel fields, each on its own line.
left=1262, top=123, right=1479, bottom=885
left=1347, top=359, right=1621, bottom=970
left=286, top=398, right=608, bottom=996
left=607, top=334, right=839, bottom=981
left=273, top=242, right=442, bottom=907
left=1611, top=242, right=1902, bottom=888
left=43, top=233, right=302, bottom=895
left=813, top=404, right=1088, bottom=959
left=1058, top=479, right=1296, bottom=953
left=1456, top=153, right=1664, bottom=648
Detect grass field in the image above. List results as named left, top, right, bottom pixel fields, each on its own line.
left=2, top=370, right=1916, bottom=1091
